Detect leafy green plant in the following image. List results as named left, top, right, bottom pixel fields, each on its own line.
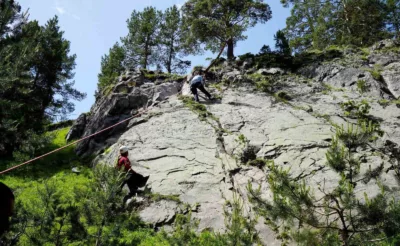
left=357, top=79, right=368, bottom=93
left=248, top=158, right=271, bottom=169
left=365, top=65, right=383, bottom=81
left=248, top=120, right=399, bottom=245
left=179, top=95, right=214, bottom=121
left=378, top=99, right=391, bottom=107
left=275, top=91, right=292, bottom=101
left=149, top=193, right=182, bottom=203
left=340, top=100, right=371, bottom=119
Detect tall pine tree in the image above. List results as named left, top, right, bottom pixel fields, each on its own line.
left=182, top=0, right=272, bottom=60
left=122, top=7, right=162, bottom=69
left=98, top=42, right=125, bottom=90
left=159, top=5, right=190, bottom=74
left=0, top=13, right=85, bottom=156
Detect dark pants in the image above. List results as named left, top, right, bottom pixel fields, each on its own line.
left=120, top=172, right=149, bottom=203
left=191, top=82, right=212, bottom=102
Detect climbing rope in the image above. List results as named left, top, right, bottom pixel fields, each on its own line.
left=0, top=109, right=150, bottom=175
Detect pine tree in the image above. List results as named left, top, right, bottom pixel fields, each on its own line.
left=274, top=30, right=291, bottom=56
left=159, top=5, right=191, bottom=74
left=98, top=42, right=125, bottom=90
left=181, top=0, right=272, bottom=60
left=282, top=0, right=390, bottom=52
left=335, top=0, right=388, bottom=46
left=386, top=0, right=400, bottom=38
left=122, top=7, right=162, bottom=69
left=248, top=101, right=400, bottom=245
left=0, top=14, right=85, bottom=156
left=282, top=0, right=335, bottom=52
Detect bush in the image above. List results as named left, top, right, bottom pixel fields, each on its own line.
left=275, top=91, right=292, bottom=101
left=240, top=146, right=257, bottom=164
left=248, top=158, right=270, bottom=169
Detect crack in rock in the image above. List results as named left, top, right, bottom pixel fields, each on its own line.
left=137, top=154, right=195, bottom=162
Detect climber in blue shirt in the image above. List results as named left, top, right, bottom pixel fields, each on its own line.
left=190, top=71, right=212, bottom=102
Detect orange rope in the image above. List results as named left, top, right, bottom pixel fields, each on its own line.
left=0, top=109, right=149, bottom=175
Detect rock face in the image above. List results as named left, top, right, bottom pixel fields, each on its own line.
left=75, top=41, right=400, bottom=244
left=70, top=71, right=183, bottom=156
left=66, top=114, right=87, bottom=142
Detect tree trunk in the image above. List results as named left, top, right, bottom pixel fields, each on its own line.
left=168, top=38, right=174, bottom=74
left=143, top=44, right=148, bottom=69
left=227, top=39, right=234, bottom=60
left=205, top=43, right=226, bottom=73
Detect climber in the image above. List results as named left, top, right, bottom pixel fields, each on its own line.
left=0, top=182, right=14, bottom=237
left=117, top=146, right=149, bottom=204
left=190, top=70, right=213, bottom=102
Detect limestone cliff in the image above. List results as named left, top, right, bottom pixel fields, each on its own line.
left=68, top=40, right=400, bottom=245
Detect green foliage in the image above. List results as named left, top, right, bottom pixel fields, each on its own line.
left=282, top=0, right=390, bottom=52
left=378, top=99, right=391, bottom=107
left=159, top=5, right=191, bottom=74
left=357, top=79, right=368, bottom=93
left=248, top=105, right=400, bottom=244
left=46, top=120, right=74, bottom=132
left=387, top=0, right=400, bottom=38
left=179, top=96, right=214, bottom=121
left=181, top=0, right=272, bottom=59
left=369, top=69, right=383, bottom=81
left=275, top=91, right=292, bottom=101
left=98, top=42, right=126, bottom=90
left=253, top=75, right=273, bottom=93
left=274, top=30, right=291, bottom=56
left=149, top=193, right=182, bottom=204
left=0, top=11, right=85, bottom=157
left=122, top=7, right=162, bottom=69
left=142, top=71, right=186, bottom=82
left=236, top=134, right=248, bottom=145
left=340, top=100, right=371, bottom=119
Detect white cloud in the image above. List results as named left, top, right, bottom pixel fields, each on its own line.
left=55, top=6, right=65, bottom=14
left=54, top=1, right=80, bottom=21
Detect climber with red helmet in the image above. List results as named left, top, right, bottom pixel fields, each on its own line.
left=117, top=146, right=149, bottom=204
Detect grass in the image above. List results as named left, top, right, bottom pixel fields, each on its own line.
left=322, top=83, right=346, bottom=93
left=378, top=99, right=391, bottom=107
left=275, top=91, right=292, bottom=101
left=364, top=65, right=383, bottom=81
left=0, top=127, right=90, bottom=181
left=378, top=99, right=400, bottom=107
left=149, top=193, right=182, bottom=204
left=357, top=80, right=367, bottom=93
left=179, top=95, right=216, bottom=121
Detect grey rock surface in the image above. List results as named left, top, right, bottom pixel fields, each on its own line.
left=77, top=44, right=400, bottom=244
left=66, top=113, right=87, bottom=141
left=382, top=62, right=400, bottom=99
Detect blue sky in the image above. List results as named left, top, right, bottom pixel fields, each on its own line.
left=18, top=0, right=291, bottom=119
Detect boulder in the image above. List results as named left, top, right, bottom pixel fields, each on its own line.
left=257, top=68, right=286, bottom=75
left=371, top=39, right=399, bottom=51
left=222, top=70, right=241, bottom=82
left=382, top=62, right=400, bottom=98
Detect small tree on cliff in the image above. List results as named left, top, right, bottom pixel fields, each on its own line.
left=159, top=5, right=191, bottom=74
left=248, top=119, right=400, bottom=245
left=274, top=30, right=290, bottom=56
left=122, top=7, right=162, bottom=69
left=97, top=42, right=125, bottom=90
left=181, top=0, right=272, bottom=61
